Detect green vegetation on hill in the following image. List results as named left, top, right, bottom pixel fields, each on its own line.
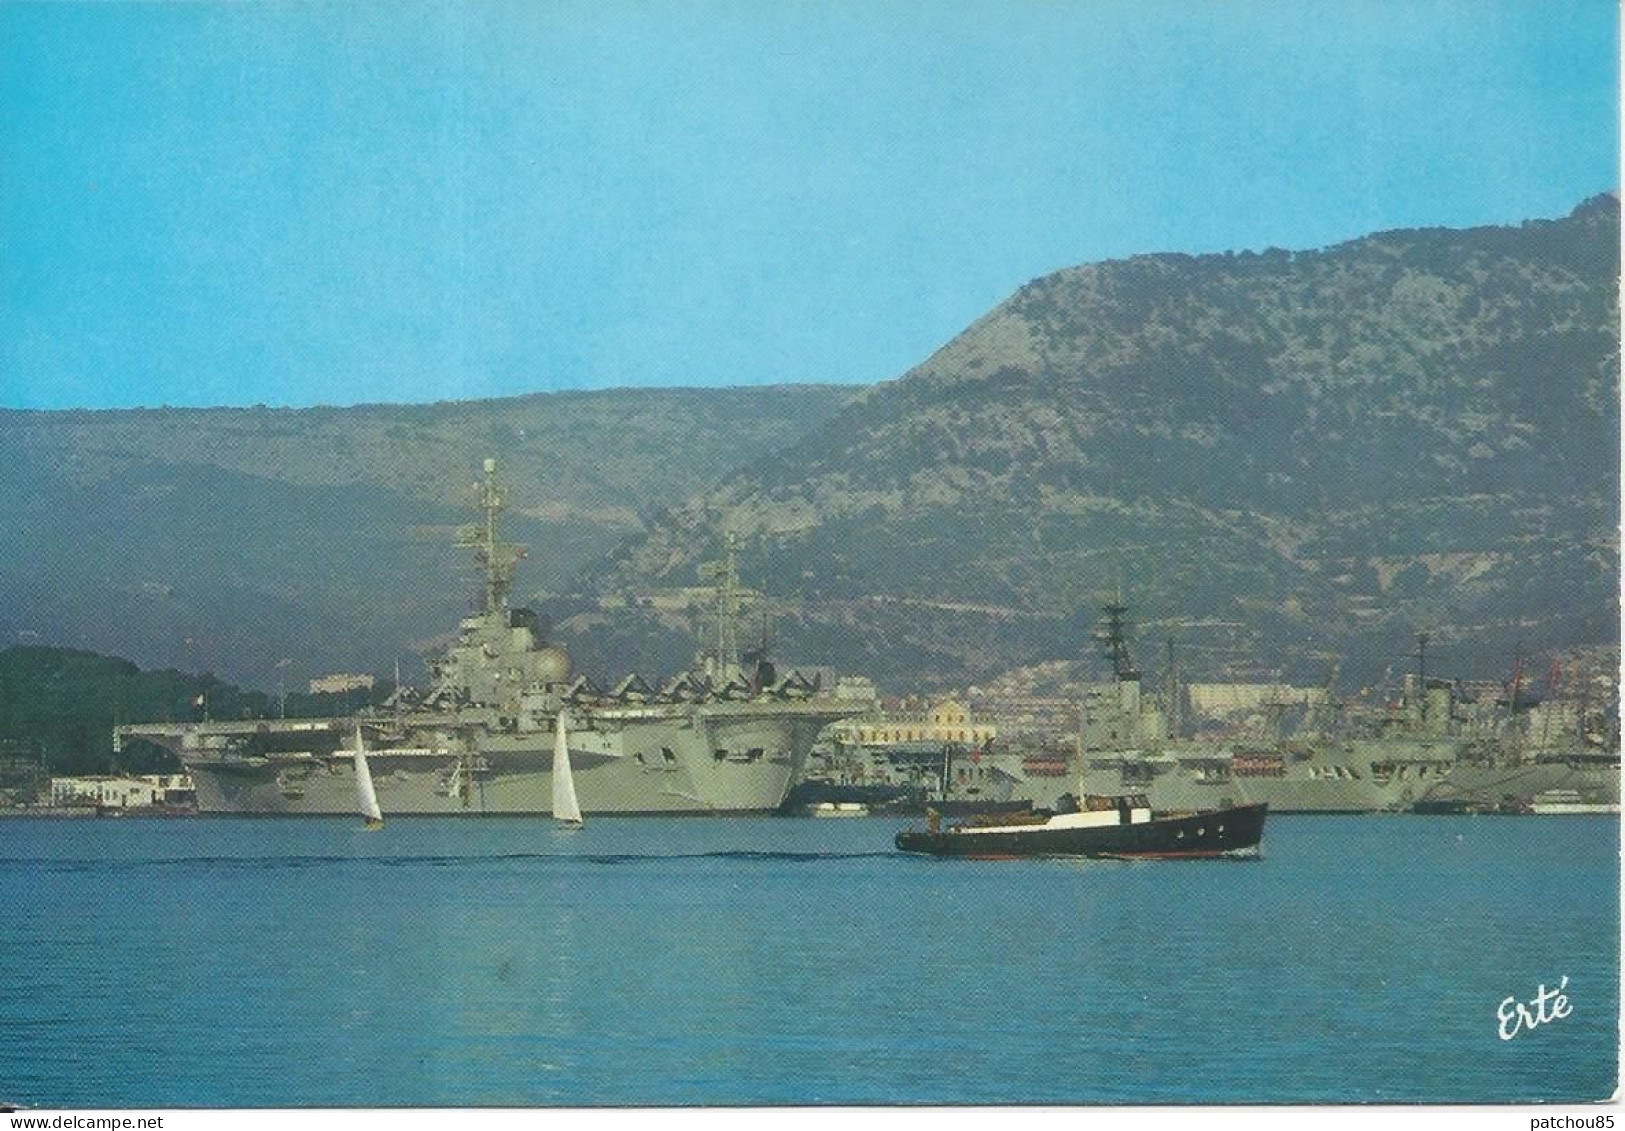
left=0, top=646, right=393, bottom=776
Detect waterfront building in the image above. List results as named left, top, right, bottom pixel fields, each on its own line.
left=308, top=673, right=376, bottom=695
left=1186, top=682, right=1325, bottom=721
left=49, top=774, right=195, bottom=809
left=830, top=697, right=997, bottom=748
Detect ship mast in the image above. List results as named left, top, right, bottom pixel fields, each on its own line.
left=1093, top=587, right=1141, bottom=682
left=1414, top=631, right=1429, bottom=726
left=1507, top=645, right=1526, bottom=760
left=698, top=531, right=748, bottom=680
left=1079, top=585, right=1145, bottom=752
left=456, top=458, right=526, bottom=617
left=1163, top=638, right=1183, bottom=740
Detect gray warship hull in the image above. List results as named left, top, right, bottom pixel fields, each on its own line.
left=1053, top=607, right=1617, bottom=816
left=1421, top=757, right=1620, bottom=812
left=114, top=459, right=869, bottom=817
left=1074, top=744, right=1619, bottom=814
left=1076, top=752, right=1406, bottom=813
left=127, top=703, right=842, bottom=815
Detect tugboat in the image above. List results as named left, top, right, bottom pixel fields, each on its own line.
left=894, top=793, right=1267, bottom=859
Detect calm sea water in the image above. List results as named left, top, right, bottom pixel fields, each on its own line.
left=0, top=814, right=1616, bottom=1107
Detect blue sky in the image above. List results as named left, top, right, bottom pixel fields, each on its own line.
left=1, top=0, right=1617, bottom=410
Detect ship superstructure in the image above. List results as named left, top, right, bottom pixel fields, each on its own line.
left=1070, top=610, right=1618, bottom=814
left=115, top=460, right=864, bottom=815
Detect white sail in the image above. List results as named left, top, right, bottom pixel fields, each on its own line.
left=353, top=725, right=383, bottom=827
left=552, top=711, right=583, bottom=826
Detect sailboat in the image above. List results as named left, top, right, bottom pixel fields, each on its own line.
left=552, top=711, right=584, bottom=828
left=353, top=725, right=384, bottom=830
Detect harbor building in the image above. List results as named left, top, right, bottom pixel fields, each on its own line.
left=49, top=774, right=195, bottom=809
left=830, top=697, right=997, bottom=748
left=1186, top=682, right=1326, bottom=721
left=308, top=673, right=375, bottom=695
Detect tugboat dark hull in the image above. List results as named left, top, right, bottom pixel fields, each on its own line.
left=894, top=803, right=1268, bottom=859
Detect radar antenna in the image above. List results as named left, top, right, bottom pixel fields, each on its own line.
left=455, top=458, right=527, bottom=616
left=1093, top=586, right=1141, bottom=682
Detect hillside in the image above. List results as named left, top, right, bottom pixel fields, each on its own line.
left=573, top=197, right=1620, bottom=689
left=0, top=386, right=853, bottom=685
left=4, top=200, right=1616, bottom=696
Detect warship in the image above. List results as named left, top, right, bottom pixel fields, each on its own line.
left=114, top=460, right=864, bottom=815
left=1067, top=606, right=1619, bottom=814
left=781, top=735, right=1033, bottom=815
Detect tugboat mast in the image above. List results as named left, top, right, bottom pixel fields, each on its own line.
left=456, top=458, right=526, bottom=616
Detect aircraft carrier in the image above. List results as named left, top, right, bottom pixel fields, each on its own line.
left=114, top=460, right=865, bottom=815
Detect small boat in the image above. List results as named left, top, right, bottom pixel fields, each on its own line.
left=552, top=711, right=584, bottom=829
left=802, top=801, right=870, bottom=818
left=894, top=793, right=1266, bottom=859
left=352, top=726, right=384, bottom=830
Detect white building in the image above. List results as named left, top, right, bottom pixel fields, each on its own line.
left=308, top=673, right=375, bottom=695
left=1186, top=682, right=1325, bottom=721
left=50, top=774, right=195, bottom=809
